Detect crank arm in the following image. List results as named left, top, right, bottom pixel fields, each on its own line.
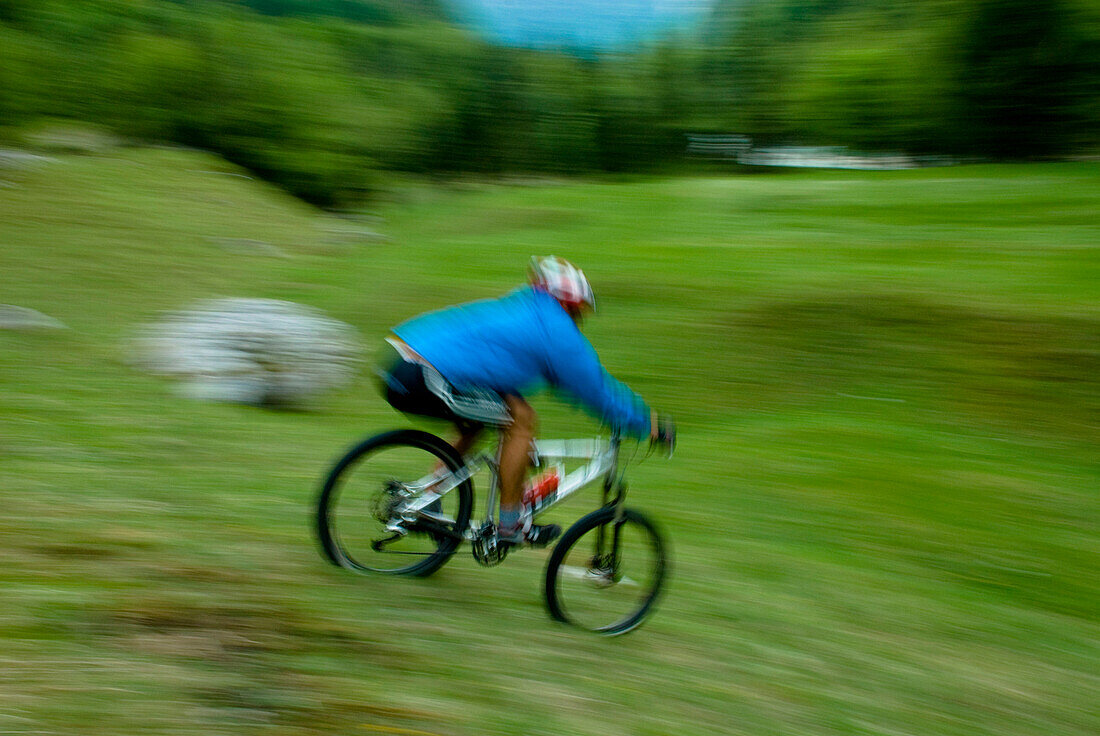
left=371, top=533, right=404, bottom=551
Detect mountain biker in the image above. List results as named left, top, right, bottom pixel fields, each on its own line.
left=378, top=256, right=673, bottom=547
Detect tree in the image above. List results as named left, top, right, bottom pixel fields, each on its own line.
left=954, top=0, right=1098, bottom=156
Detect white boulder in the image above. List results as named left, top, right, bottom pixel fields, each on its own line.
left=135, top=298, right=361, bottom=408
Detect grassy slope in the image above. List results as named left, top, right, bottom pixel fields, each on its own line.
left=1, top=149, right=1097, bottom=736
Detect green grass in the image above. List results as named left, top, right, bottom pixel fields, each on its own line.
left=1, top=148, right=1098, bottom=736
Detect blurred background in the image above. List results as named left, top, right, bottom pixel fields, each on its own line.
left=1, top=2, right=1098, bottom=736
left=2, top=0, right=1097, bottom=204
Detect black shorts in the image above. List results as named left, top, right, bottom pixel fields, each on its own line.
left=376, top=343, right=511, bottom=431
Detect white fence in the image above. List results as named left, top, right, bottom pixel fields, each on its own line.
left=686, top=135, right=923, bottom=170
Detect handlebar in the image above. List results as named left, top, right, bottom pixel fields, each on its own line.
left=653, top=415, right=676, bottom=458
left=608, top=415, right=675, bottom=459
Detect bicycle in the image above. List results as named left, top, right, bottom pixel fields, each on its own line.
left=316, top=426, right=674, bottom=635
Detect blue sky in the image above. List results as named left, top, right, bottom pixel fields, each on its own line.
left=446, top=0, right=715, bottom=49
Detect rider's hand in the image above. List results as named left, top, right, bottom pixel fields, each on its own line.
left=650, top=412, right=676, bottom=456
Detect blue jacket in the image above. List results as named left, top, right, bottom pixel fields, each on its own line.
left=394, top=287, right=651, bottom=438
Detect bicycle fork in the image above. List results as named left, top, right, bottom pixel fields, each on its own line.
left=593, top=441, right=627, bottom=580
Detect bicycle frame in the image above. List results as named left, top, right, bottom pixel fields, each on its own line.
left=500, top=436, right=623, bottom=526
left=396, top=435, right=624, bottom=539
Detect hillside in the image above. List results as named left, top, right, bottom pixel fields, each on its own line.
left=1, top=147, right=1097, bottom=735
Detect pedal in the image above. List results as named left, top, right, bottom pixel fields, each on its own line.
left=470, top=525, right=510, bottom=567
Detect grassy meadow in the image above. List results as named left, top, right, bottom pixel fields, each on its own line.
left=1, top=148, right=1097, bottom=736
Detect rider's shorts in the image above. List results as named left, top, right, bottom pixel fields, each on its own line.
left=376, top=339, right=512, bottom=431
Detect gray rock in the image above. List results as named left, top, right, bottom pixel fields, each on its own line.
left=207, top=238, right=288, bottom=258
left=134, top=298, right=361, bottom=409
left=321, top=227, right=390, bottom=245
left=0, top=149, right=55, bottom=171
left=320, top=215, right=390, bottom=244
left=0, top=305, right=68, bottom=331
left=23, top=125, right=121, bottom=153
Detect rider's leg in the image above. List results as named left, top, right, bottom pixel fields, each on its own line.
left=422, top=426, right=481, bottom=511
left=450, top=424, right=483, bottom=457
left=496, top=397, right=560, bottom=546
left=498, top=394, right=536, bottom=534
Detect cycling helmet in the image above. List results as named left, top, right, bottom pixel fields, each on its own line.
left=528, top=256, right=595, bottom=312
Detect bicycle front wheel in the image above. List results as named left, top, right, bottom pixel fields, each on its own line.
left=544, top=506, right=667, bottom=635
left=316, top=429, right=472, bottom=577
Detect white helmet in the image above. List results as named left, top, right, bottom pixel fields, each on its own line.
left=528, top=256, right=595, bottom=312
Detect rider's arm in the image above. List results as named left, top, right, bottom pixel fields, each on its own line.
left=541, top=322, right=653, bottom=439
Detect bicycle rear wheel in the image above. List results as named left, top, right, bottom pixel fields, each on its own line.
left=316, top=429, right=472, bottom=577
left=544, top=506, right=667, bottom=635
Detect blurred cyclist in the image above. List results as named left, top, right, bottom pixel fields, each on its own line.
left=378, top=256, right=673, bottom=547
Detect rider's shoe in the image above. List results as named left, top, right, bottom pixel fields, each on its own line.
left=499, top=523, right=562, bottom=548
left=525, top=523, right=562, bottom=548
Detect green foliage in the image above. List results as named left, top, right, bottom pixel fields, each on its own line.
left=0, top=0, right=692, bottom=202
left=953, top=0, right=1099, bottom=156
left=227, top=0, right=445, bottom=24
left=781, top=22, right=954, bottom=150
left=0, top=1, right=461, bottom=203
left=704, top=0, right=1099, bottom=154
left=0, top=0, right=1096, bottom=204
left=0, top=25, right=37, bottom=128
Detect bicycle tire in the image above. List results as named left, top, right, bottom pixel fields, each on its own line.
left=544, top=506, right=667, bottom=635
left=316, top=429, right=473, bottom=577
